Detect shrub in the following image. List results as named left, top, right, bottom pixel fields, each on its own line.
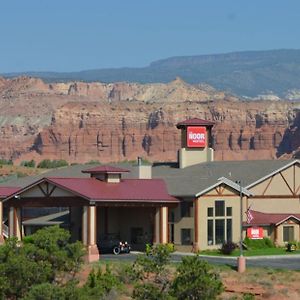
left=220, top=241, right=237, bottom=255
left=0, top=158, right=13, bottom=165
left=117, top=263, right=143, bottom=284
left=37, top=159, right=68, bottom=169
left=20, top=160, right=36, bottom=168
left=170, top=256, right=223, bottom=300
left=82, top=265, right=122, bottom=299
left=0, top=226, right=85, bottom=299
left=85, top=160, right=101, bottom=165
left=132, top=283, right=166, bottom=300
left=244, top=237, right=275, bottom=249
left=23, top=283, right=65, bottom=300
left=286, top=242, right=297, bottom=252
left=132, top=244, right=174, bottom=299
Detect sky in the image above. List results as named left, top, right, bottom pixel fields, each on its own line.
left=1, top=0, right=300, bottom=73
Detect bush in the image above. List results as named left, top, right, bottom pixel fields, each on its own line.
left=0, top=226, right=85, bottom=299
left=133, top=283, right=166, bottom=300
left=286, top=242, right=297, bottom=252
left=85, top=160, right=101, bottom=165
left=244, top=237, right=275, bottom=249
left=20, top=160, right=36, bottom=168
left=82, top=265, right=122, bottom=299
left=117, top=263, right=143, bottom=284
left=37, top=159, right=69, bottom=169
left=24, top=281, right=82, bottom=300
left=0, top=158, right=13, bottom=165
left=23, top=283, right=65, bottom=300
left=170, top=256, right=223, bottom=300
left=132, top=244, right=174, bottom=299
left=220, top=241, right=237, bottom=255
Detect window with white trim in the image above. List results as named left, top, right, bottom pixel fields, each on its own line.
left=207, top=200, right=232, bottom=245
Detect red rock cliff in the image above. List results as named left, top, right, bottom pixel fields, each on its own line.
left=0, top=76, right=299, bottom=164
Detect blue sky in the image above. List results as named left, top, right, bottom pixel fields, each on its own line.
left=0, top=0, right=300, bottom=72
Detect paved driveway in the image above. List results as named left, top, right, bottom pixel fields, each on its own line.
left=100, top=252, right=300, bottom=270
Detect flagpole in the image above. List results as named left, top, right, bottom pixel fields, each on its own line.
left=239, top=180, right=243, bottom=257
left=237, top=180, right=246, bottom=273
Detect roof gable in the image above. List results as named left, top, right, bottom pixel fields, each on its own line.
left=244, top=210, right=300, bottom=226
left=196, top=177, right=252, bottom=197
left=3, top=176, right=178, bottom=204
left=246, top=160, right=300, bottom=190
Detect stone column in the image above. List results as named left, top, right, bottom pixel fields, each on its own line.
left=159, top=206, right=168, bottom=244
left=82, top=206, right=99, bottom=262
left=8, top=207, right=21, bottom=240
left=193, top=198, right=200, bottom=252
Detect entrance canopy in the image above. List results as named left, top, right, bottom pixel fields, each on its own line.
left=3, top=176, right=179, bottom=207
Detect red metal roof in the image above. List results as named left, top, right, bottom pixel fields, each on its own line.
left=0, top=187, right=20, bottom=198
left=176, top=118, right=215, bottom=128
left=82, top=165, right=130, bottom=174
left=46, top=177, right=178, bottom=203
left=243, top=210, right=300, bottom=226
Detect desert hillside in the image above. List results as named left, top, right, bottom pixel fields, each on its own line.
left=5, top=49, right=300, bottom=98
left=0, top=76, right=299, bottom=164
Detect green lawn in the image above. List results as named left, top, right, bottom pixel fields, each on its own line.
left=199, top=247, right=300, bottom=257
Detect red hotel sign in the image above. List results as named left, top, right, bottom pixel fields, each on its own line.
left=247, top=227, right=263, bottom=240
left=187, top=126, right=206, bottom=148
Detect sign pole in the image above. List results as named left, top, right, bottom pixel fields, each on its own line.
left=237, top=180, right=246, bottom=273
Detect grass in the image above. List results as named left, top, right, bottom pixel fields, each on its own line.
left=199, top=247, right=300, bottom=257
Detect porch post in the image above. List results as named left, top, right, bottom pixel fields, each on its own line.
left=193, top=198, right=200, bottom=252
left=159, top=206, right=168, bottom=244
left=82, top=205, right=99, bottom=262
left=154, top=207, right=160, bottom=244
left=0, top=201, right=4, bottom=244
left=8, top=207, right=21, bottom=240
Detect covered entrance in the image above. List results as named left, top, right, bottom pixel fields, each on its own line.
left=1, top=165, right=178, bottom=261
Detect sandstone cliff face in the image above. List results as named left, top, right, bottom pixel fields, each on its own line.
left=0, top=76, right=299, bottom=164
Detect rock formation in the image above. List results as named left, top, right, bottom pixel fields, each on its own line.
left=0, top=76, right=299, bottom=164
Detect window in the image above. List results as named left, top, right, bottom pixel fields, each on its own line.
left=215, top=201, right=225, bottom=216
left=207, top=220, right=214, bottom=245
left=226, top=219, right=232, bottom=242
left=207, top=207, right=213, bottom=217
left=283, top=226, right=294, bottom=242
left=226, top=207, right=232, bottom=216
left=181, top=202, right=193, bottom=218
left=215, top=219, right=225, bottom=244
left=181, top=229, right=193, bottom=245
left=207, top=201, right=232, bottom=245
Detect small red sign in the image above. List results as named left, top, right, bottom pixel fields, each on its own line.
left=247, top=227, right=263, bottom=240
left=187, top=126, right=206, bottom=148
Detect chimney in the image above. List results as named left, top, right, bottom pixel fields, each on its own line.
left=137, top=157, right=152, bottom=179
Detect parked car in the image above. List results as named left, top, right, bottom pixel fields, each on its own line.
left=98, top=234, right=131, bottom=255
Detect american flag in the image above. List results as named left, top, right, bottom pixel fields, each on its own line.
left=246, top=206, right=254, bottom=224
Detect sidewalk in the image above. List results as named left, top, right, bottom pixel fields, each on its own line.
left=172, top=251, right=300, bottom=260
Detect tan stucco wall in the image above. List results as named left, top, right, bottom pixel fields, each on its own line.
left=197, top=194, right=241, bottom=250
left=172, top=203, right=194, bottom=248
left=179, top=147, right=214, bottom=168
left=247, top=163, right=300, bottom=214
left=276, top=221, right=300, bottom=246
left=248, top=198, right=300, bottom=214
